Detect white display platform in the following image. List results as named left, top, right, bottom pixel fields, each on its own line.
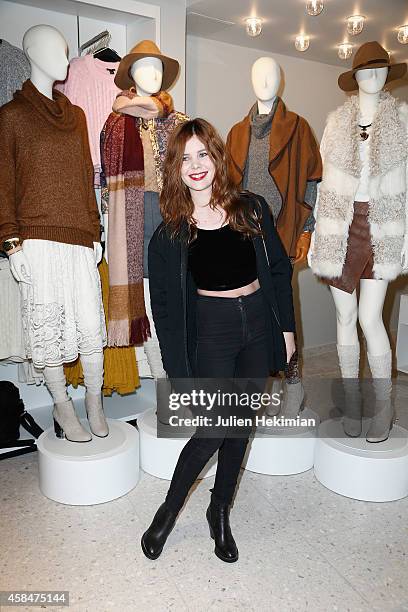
left=396, top=294, right=408, bottom=374
left=314, top=418, right=408, bottom=502
left=37, top=419, right=140, bottom=505
left=244, top=407, right=320, bottom=475
left=137, top=408, right=217, bottom=480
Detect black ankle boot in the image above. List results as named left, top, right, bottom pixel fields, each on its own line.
left=141, top=503, right=177, bottom=560
left=206, top=500, right=238, bottom=563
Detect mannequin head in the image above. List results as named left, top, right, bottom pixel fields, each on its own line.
left=23, top=24, right=68, bottom=83
left=355, top=66, right=388, bottom=94
left=251, top=57, right=281, bottom=102
left=130, top=56, right=163, bottom=96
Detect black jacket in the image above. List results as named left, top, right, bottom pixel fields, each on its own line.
left=148, top=192, right=295, bottom=378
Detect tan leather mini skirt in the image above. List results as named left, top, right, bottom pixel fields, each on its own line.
left=321, top=201, right=374, bottom=294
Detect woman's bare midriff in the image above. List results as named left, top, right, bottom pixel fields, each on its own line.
left=197, top=278, right=260, bottom=298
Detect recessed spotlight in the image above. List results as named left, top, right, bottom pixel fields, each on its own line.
left=347, top=15, right=365, bottom=36
left=306, top=1, right=324, bottom=16
left=338, top=43, right=353, bottom=60
left=397, top=25, right=408, bottom=44
left=295, top=35, right=310, bottom=52
left=245, top=17, right=263, bottom=37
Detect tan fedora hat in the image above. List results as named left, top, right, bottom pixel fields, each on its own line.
left=338, top=41, right=407, bottom=92
left=114, top=39, right=180, bottom=91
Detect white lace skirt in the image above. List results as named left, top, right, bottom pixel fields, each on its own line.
left=20, top=240, right=107, bottom=368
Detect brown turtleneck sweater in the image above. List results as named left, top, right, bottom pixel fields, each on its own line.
left=0, top=79, right=100, bottom=250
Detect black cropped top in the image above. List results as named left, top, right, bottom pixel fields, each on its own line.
left=188, top=224, right=258, bottom=291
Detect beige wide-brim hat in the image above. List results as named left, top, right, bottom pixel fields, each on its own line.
left=114, top=39, right=180, bottom=91
left=338, top=41, right=407, bottom=92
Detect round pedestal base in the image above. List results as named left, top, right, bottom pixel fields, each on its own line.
left=314, top=418, right=408, bottom=501
left=244, top=408, right=319, bottom=475
left=37, top=419, right=140, bottom=505
left=137, top=408, right=217, bottom=480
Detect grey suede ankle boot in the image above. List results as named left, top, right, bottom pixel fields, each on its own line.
left=85, top=392, right=109, bottom=438
left=264, top=377, right=283, bottom=417
left=280, top=380, right=305, bottom=418
left=337, top=344, right=362, bottom=438
left=53, top=398, right=92, bottom=443
left=366, top=351, right=394, bottom=444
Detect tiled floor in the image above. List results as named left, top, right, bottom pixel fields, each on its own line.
left=1, top=346, right=408, bottom=612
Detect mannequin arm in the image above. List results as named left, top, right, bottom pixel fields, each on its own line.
left=0, top=111, right=19, bottom=249
left=293, top=232, right=311, bottom=264
left=93, top=242, right=102, bottom=264
left=283, top=331, right=296, bottom=364
left=112, top=90, right=161, bottom=118
left=78, top=110, right=101, bottom=242
left=9, top=249, right=32, bottom=284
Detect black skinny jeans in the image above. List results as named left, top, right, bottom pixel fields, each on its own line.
left=165, top=288, right=269, bottom=514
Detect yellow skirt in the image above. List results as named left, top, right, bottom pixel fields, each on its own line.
left=64, top=258, right=140, bottom=396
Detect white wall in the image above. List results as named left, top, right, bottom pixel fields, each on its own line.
left=140, top=0, right=186, bottom=111
left=186, top=34, right=408, bottom=349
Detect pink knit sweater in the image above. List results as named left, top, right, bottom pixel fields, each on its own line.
left=56, top=55, right=120, bottom=184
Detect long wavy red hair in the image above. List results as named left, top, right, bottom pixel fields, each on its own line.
left=160, top=118, right=261, bottom=240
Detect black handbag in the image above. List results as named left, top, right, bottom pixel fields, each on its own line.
left=0, top=381, right=44, bottom=448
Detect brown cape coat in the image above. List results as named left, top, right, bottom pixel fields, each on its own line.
left=226, top=98, right=322, bottom=257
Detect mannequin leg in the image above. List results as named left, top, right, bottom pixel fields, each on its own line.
left=358, top=280, right=390, bottom=355
left=80, top=352, right=108, bottom=438
left=329, top=287, right=362, bottom=436
left=330, top=286, right=359, bottom=346
left=44, top=365, right=91, bottom=443
left=358, top=280, right=393, bottom=443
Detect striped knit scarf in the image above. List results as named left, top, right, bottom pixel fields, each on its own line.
left=101, top=91, right=188, bottom=346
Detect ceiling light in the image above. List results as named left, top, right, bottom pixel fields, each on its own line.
left=295, top=35, right=310, bottom=52
left=347, top=15, right=365, bottom=36
left=397, top=25, right=408, bottom=44
left=338, top=43, right=353, bottom=60
left=245, top=17, right=263, bottom=37
left=306, top=1, right=324, bottom=16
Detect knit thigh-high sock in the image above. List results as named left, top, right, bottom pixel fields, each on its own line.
left=144, top=336, right=166, bottom=379
left=337, top=344, right=362, bottom=437
left=80, top=352, right=108, bottom=437
left=366, top=350, right=393, bottom=443
left=43, top=365, right=70, bottom=404
left=80, top=352, right=104, bottom=395
left=165, top=436, right=224, bottom=515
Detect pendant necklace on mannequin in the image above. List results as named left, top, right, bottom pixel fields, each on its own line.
left=358, top=122, right=372, bottom=141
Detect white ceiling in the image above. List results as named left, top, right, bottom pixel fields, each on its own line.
left=186, top=0, right=408, bottom=68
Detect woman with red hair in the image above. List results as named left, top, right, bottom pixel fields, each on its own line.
left=142, top=118, right=296, bottom=563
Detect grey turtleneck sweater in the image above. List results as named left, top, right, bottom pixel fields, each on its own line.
left=242, top=99, right=316, bottom=232
left=0, top=40, right=30, bottom=107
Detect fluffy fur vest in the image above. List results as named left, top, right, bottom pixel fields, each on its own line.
left=311, top=91, right=408, bottom=281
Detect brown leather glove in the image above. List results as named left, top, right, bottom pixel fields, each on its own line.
left=293, top=232, right=311, bottom=265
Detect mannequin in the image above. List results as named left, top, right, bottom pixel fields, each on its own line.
left=226, top=56, right=322, bottom=419
left=0, top=25, right=108, bottom=442
left=310, top=41, right=408, bottom=443
left=101, top=40, right=187, bottom=418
